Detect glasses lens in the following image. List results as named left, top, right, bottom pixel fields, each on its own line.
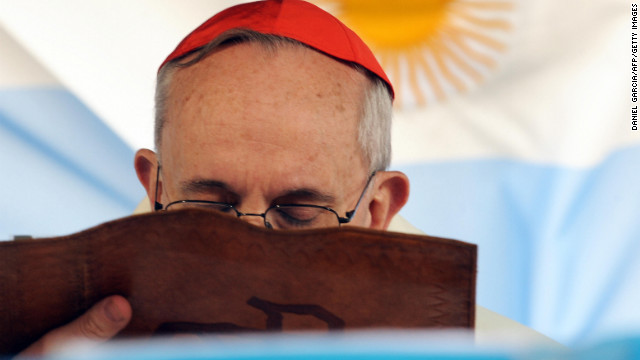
left=166, top=201, right=235, bottom=215
left=265, top=205, right=338, bottom=230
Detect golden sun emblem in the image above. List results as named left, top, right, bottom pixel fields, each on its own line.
left=315, top=0, right=514, bottom=108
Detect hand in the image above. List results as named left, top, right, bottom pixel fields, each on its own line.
left=17, top=295, right=132, bottom=357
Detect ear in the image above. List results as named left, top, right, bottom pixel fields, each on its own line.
left=368, top=171, right=410, bottom=230
left=134, top=149, right=160, bottom=209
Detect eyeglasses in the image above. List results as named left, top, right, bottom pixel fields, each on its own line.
left=153, top=166, right=376, bottom=230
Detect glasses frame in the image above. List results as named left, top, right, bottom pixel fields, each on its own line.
left=153, top=164, right=377, bottom=229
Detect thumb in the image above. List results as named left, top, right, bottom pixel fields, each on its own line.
left=18, top=295, right=132, bottom=356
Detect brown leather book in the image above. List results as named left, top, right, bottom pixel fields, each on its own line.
left=0, top=209, right=476, bottom=355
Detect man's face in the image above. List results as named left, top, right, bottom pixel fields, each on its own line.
left=156, top=42, right=373, bottom=227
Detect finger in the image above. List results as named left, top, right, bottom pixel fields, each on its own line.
left=18, top=295, right=132, bottom=356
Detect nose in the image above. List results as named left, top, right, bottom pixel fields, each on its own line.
left=237, top=213, right=268, bottom=228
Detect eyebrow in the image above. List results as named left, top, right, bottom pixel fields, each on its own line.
left=180, top=179, right=236, bottom=196
left=273, top=188, right=336, bottom=206
left=180, top=179, right=336, bottom=205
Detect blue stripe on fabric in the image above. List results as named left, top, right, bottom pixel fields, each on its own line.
left=0, top=87, right=144, bottom=238
left=395, top=144, right=640, bottom=344
left=50, top=331, right=512, bottom=360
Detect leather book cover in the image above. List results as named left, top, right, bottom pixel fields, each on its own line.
left=0, top=209, right=476, bottom=355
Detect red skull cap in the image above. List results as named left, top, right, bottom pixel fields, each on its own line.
left=159, top=0, right=393, bottom=98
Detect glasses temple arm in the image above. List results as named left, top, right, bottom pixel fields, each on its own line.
left=154, top=163, right=163, bottom=211
left=340, top=171, right=377, bottom=223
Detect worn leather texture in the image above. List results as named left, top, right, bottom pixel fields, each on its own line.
left=0, top=209, right=476, bottom=355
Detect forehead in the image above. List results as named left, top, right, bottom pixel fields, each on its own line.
left=160, top=42, right=369, bottom=189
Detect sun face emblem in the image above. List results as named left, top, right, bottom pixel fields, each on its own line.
left=316, top=0, right=514, bottom=109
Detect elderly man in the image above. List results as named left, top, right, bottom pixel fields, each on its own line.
left=21, top=0, right=410, bottom=355
left=20, top=0, right=556, bottom=356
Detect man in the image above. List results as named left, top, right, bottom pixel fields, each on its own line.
left=20, top=0, right=560, bottom=355
left=20, top=0, right=411, bottom=355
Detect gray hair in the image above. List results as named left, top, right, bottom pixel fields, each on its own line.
left=155, top=29, right=392, bottom=172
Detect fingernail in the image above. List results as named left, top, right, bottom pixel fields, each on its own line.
left=104, top=298, right=125, bottom=323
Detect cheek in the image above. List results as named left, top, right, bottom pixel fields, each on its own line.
left=345, top=207, right=372, bottom=228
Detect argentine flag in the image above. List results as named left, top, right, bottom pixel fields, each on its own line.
left=0, top=24, right=141, bottom=238
left=1, top=0, right=638, bottom=347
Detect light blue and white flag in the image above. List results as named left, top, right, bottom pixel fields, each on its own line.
left=0, top=0, right=637, bottom=346
left=0, top=25, right=142, bottom=239
left=350, top=0, right=638, bottom=345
